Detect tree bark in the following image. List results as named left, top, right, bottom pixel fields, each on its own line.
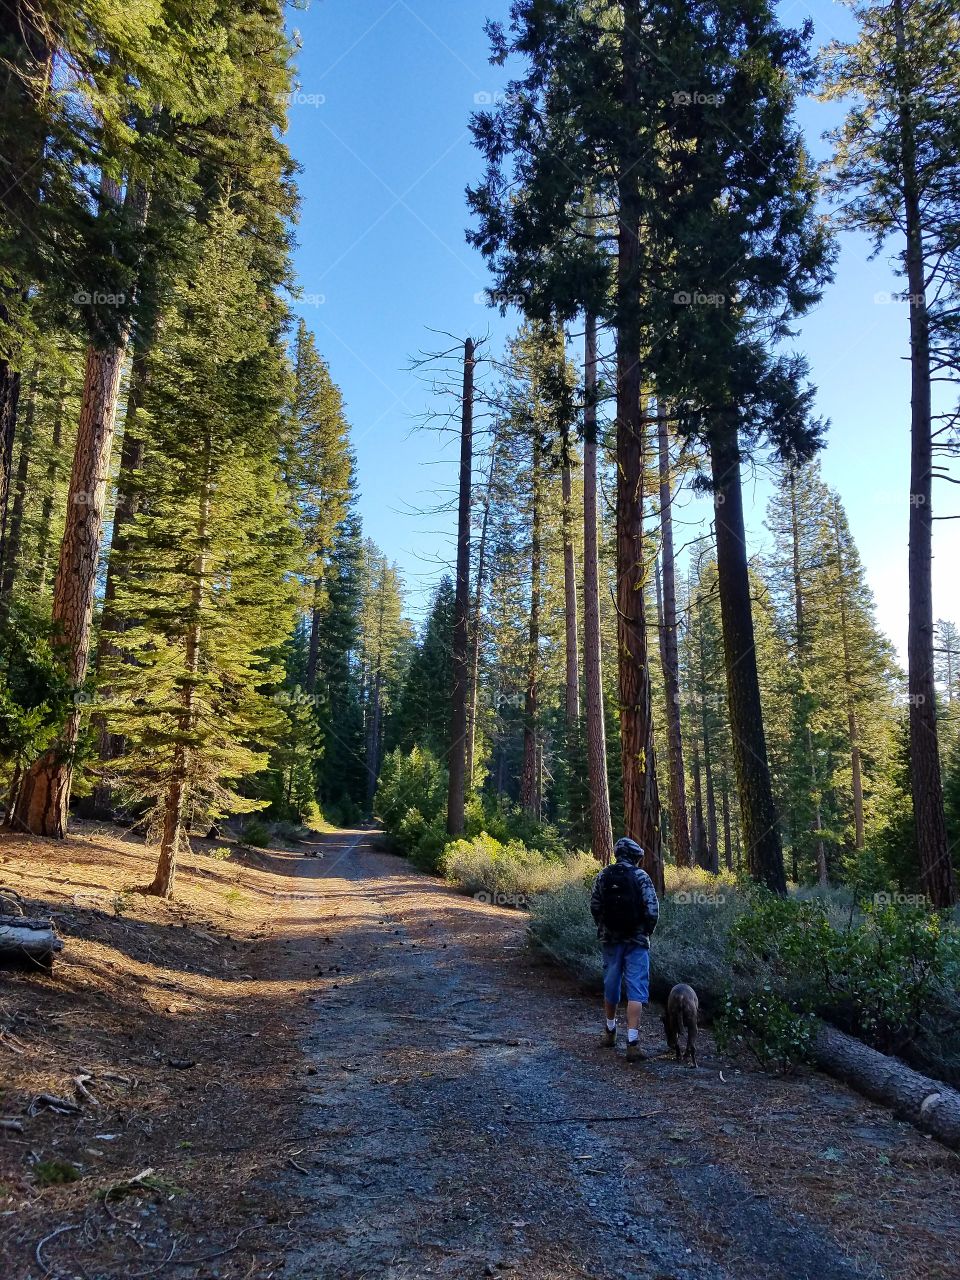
left=0, top=1, right=51, bottom=561
left=33, top=377, right=66, bottom=593
left=0, top=920, right=63, bottom=970
left=446, top=338, right=474, bottom=836
left=0, top=367, right=20, bottom=567
left=709, top=413, right=786, bottom=893
left=582, top=315, right=614, bottom=865
left=0, top=362, right=38, bottom=595
left=12, top=339, right=128, bottom=836
left=365, top=566, right=388, bottom=813
left=615, top=16, right=662, bottom=890
left=656, top=403, right=691, bottom=867
left=560, top=422, right=583, bottom=839
left=149, top=443, right=213, bottom=899
left=893, top=0, right=955, bottom=907
left=466, top=436, right=499, bottom=790
left=813, top=1023, right=960, bottom=1153
left=12, top=177, right=147, bottom=838
left=832, top=498, right=866, bottom=851
left=305, top=580, right=323, bottom=694
left=520, top=429, right=542, bottom=817
left=690, top=728, right=707, bottom=868
left=720, top=771, right=733, bottom=871
left=89, top=333, right=155, bottom=814
left=788, top=467, right=827, bottom=883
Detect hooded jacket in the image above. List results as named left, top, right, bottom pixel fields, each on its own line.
left=590, top=855, right=660, bottom=947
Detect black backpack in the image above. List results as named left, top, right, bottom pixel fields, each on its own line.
left=595, top=862, right=646, bottom=938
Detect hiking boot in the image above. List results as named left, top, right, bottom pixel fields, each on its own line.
left=599, top=1026, right=616, bottom=1048
left=625, top=1039, right=646, bottom=1063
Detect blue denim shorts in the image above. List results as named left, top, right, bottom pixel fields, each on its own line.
left=602, top=940, right=650, bottom=1005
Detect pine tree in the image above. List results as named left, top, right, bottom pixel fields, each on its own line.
left=821, top=0, right=960, bottom=905
left=101, top=203, right=300, bottom=897
left=284, top=320, right=354, bottom=693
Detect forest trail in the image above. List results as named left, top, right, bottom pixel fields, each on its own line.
left=2, top=825, right=958, bottom=1280
left=275, top=831, right=958, bottom=1280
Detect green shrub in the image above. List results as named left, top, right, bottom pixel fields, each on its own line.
left=240, top=817, right=272, bottom=848
left=442, top=833, right=596, bottom=907
left=722, top=892, right=960, bottom=1078
left=375, top=747, right=447, bottom=835
left=526, top=881, right=603, bottom=984
left=0, top=602, right=73, bottom=798
left=474, top=799, right=566, bottom=858
left=715, top=988, right=818, bottom=1071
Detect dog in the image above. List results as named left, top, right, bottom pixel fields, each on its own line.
left=664, top=983, right=699, bottom=1067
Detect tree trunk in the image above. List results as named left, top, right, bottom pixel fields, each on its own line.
left=520, top=430, right=542, bottom=817
left=0, top=362, right=38, bottom=595
left=34, top=379, right=66, bottom=593
left=0, top=919, right=63, bottom=971
left=0, top=2, right=51, bottom=562
left=893, top=0, right=955, bottom=907
left=720, top=772, right=733, bottom=871
left=702, top=713, right=719, bottom=874
left=12, top=338, right=128, bottom=836
left=808, top=725, right=829, bottom=886
left=690, top=729, right=707, bottom=868
left=305, top=579, right=323, bottom=694
left=90, top=334, right=155, bottom=814
left=582, top=315, right=614, bottom=865
left=365, top=672, right=383, bottom=813
left=813, top=1023, right=960, bottom=1153
left=709, top=414, right=786, bottom=893
left=149, top=437, right=213, bottom=898
left=0, top=367, right=20, bottom=567
left=466, top=436, right=499, bottom=790
left=828, top=498, right=866, bottom=851
left=615, top=23, right=662, bottom=889
left=12, top=176, right=147, bottom=838
left=656, top=403, right=691, bottom=867
left=446, top=338, right=474, bottom=836
left=560, top=422, right=583, bottom=839
left=788, top=466, right=826, bottom=882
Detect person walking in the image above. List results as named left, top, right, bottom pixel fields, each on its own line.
left=590, top=836, right=660, bottom=1062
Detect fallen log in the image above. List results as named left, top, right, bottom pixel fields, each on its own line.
left=813, top=1023, right=960, bottom=1152
left=0, top=916, right=64, bottom=972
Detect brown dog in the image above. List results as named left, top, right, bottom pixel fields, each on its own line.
left=664, top=983, right=699, bottom=1067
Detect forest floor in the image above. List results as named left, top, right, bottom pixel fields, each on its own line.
left=0, top=824, right=959, bottom=1280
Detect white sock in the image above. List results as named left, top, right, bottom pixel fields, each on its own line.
left=627, top=1028, right=639, bottom=1043
left=606, top=1018, right=617, bottom=1032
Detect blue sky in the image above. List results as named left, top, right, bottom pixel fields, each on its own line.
left=283, top=0, right=958, bottom=655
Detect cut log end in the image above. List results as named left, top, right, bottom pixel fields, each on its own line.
left=0, top=918, right=64, bottom=973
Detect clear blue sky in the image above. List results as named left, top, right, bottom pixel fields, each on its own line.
left=284, top=0, right=959, bottom=655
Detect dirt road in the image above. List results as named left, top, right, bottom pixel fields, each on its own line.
left=271, top=830, right=959, bottom=1280
left=2, top=824, right=959, bottom=1280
